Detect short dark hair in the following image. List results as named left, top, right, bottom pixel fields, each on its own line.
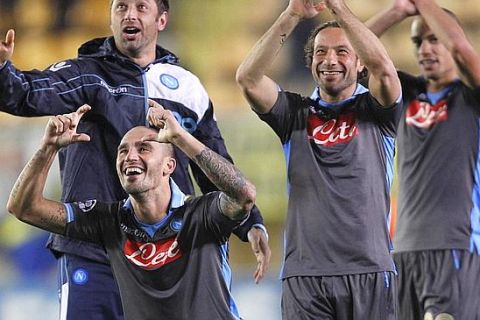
left=303, top=20, right=368, bottom=79
left=304, top=21, right=340, bottom=68
left=110, top=0, right=170, bottom=14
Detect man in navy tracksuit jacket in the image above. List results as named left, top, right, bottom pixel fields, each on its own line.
left=0, top=0, right=269, bottom=318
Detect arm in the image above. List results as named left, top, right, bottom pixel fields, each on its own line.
left=365, top=0, right=417, bottom=37
left=0, top=30, right=84, bottom=116
left=7, top=105, right=91, bottom=233
left=235, top=0, right=325, bottom=114
left=412, top=0, right=480, bottom=87
left=327, top=0, right=401, bottom=106
left=146, top=101, right=256, bottom=221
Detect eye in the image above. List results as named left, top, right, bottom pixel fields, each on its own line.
left=428, top=37, right=438, bottom=44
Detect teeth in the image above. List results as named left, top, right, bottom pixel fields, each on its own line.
left=322, top=71, right=340, bottom=75
left=125, top=167, right=143, bottom=175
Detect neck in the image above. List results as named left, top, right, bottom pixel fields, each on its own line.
left=319, top=84, right=357, bottom=103
left=130, top=183, right=171, bottom=224
left=117, top=44, right=157, bottom=68
left=128, top=53, right=156, bottom=68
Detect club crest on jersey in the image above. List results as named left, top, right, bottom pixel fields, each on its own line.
left=124, top=236, right=182, bottom=270
left=160, top=74, right=179, bottom=90
left=170, top=217, right=183, bottom=232
left=49, top=61, right=71, bottom=72
left=406, top=99, right=448, bottom=129
left=307, top=112, right=358, bottom=146
left=77, top=200, right=97, bottom=212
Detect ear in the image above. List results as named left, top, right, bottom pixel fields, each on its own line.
left=163, top=157, right=176, bottom=176
left=157, top=11, right=168, bottom=32
left=356, top=58, right=365, bottom=77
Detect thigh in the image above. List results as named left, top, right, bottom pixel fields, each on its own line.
left=334, top=272, right=397, bottom=320
left=281, top=276, right=334, bottom=320
left=420, top=250, right=460, bottom=319
left=393, top=252, right=423, bottom=320
left=457, top=250, right=480, bottom=320
left=58, top=254, right=124, bottom=320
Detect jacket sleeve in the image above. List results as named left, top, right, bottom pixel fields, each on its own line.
left=191, top=101, right=265, bottom=242
left=0, top=60, right=87, bottom=116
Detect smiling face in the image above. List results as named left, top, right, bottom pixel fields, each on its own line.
left=310, top=27, right=363, bottom=101
left=411, top=17, right=457, bottom=83
left=110, top=0, right=167, bottom=60
left=116, top=127, right=175, bottom=196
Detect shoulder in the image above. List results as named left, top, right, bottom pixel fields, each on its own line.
left=146, top=63, right=211, bottom=119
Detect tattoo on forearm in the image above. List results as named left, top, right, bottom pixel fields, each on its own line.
left=39, top=204, right=65, bottom=233
left=280, top=33, right=287, bottom=45
left=194, top=149, right=247, bottom=198
left=10, top=149, right=43, bottom=201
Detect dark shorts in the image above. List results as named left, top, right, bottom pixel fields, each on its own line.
left=281, top=272, right=397, bottom=320
left=58, top=254, right=124, bottom=320
left=393, top=250, right=480, bottom=320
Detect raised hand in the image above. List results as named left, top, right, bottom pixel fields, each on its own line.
left=0, top=29, right=15, bottom=64
left=145, top=99, right=183, bottom=143
left=393, top=0, right=417, bottom=17
left=286, top=0, right=326, bottom=19
left=41, top=105, right=91, bottom=149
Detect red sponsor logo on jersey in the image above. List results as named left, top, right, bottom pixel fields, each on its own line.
left=307, top=112, right=358, bottom=146
left=405, top=99, right=448, bottom=129
left=124, top=236, right=182, bottom=270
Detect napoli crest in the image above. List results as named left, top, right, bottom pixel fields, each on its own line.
left=72, top=268, right=89, bottom=285
left=78, top=199, right=97, bottom=212
left=170, top=217, right=183, bottom=232
left=160, top=74, right=179, bottom=90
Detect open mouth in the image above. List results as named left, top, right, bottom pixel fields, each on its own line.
left=124, top=167, right=144, bottom=176
left=123, top=27, right=141, bottom=37
left=420, top=59, right=438, bottom=67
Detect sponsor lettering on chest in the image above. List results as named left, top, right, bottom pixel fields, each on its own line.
left=124, top=236, right=182, bottom=270
left=406, top=99, right=448, bottom=129
left=307, top=112, right=358, bottom=146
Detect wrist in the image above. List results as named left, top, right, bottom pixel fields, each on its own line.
left=39, top=140, right=60, bottom=154
left=283, top=8, right=303, bottom=22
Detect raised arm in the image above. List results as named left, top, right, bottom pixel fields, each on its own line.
left=412, top=0, right=480, bottom=87
left=7, top=105, right=91, bottom=233
left=145, top=100, right=256, bottom=221
left=365, top=0, right=417, bottom=37
left=235, top=0, right=325, bottom=114
left=327, top=0, right=401, bottom=106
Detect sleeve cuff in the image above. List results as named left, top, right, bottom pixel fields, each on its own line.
left=252, top=223, right=269, bottom=241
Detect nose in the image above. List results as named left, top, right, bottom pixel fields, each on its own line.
left=324, top=49, right=337, bottom=65
left=125, top=147, right=139, bottom=162
left=418, top=39, right=432, bottom=56
left=125, top=6, right=138, bottom=21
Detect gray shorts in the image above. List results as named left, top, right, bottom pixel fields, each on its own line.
left=281, top=272, right=397, bottom=320
left=393, top=250, right=480, bottom=320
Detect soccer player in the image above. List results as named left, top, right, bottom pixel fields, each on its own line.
left=0, top=0, right=270, bottom=318
left=7, top=101, right=255, bottom=320
left=367, top=0, right=480, bottom=318
left=235, top=0, right=401, bottom=318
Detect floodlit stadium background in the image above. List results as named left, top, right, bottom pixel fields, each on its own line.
left=0, top=1, right=479, bottom=319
